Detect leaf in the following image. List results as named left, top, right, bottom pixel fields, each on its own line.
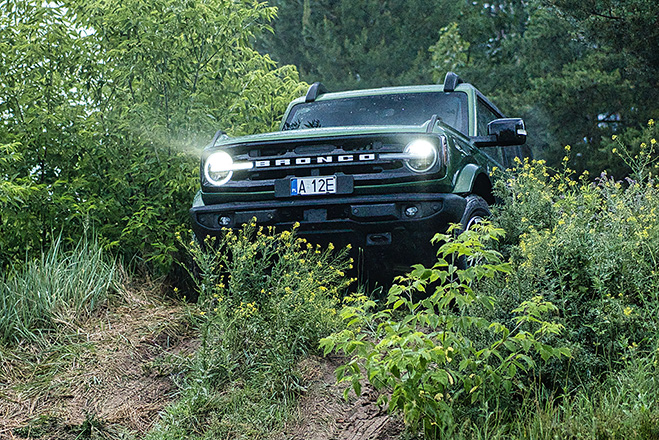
left=352, top=377, right=362, bottom=397
left=507, top=363, right=517, bottom=378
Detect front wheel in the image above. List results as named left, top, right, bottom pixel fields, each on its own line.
left=459, top=194, right=491, bottom=233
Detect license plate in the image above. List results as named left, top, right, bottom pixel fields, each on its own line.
left=291, top=176, right=336, bottom=196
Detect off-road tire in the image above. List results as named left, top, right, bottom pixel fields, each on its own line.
left=459, top=194, right=491, bottom=233
left=456, top=194, right=491, bottom=268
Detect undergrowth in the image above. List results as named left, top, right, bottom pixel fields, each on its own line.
left=492, top=120, right=659, bottom=388
left=146, top=222, right=352, bottom=439
left=321, top=122, right=659, bottom=438
left=0, top=237, right=117, bottom=345
left=322, top=222, right=569, bottom=438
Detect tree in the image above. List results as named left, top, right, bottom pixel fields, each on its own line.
left=258, top=0, right=460, bottom=90
left=0, top=0, right=306, bottom=271
left=258, top=0, right=658, bottom=175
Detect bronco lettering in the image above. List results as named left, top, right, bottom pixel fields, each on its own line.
left=253, top=153, right=376, bottom=168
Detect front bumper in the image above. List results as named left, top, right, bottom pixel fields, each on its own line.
left=190, top=193, right=467, bottom=270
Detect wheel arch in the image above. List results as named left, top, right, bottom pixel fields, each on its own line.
left=452, top=164, right=495, bottom=205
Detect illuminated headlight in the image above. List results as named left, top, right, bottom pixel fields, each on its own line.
left=204, top=151, right=234, bottom=186
left=404, top=139, right=437, bottom=173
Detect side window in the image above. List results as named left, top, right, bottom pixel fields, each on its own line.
left=476, top=98, right=504, bottom=165
left=476, top=99, right=499, bottom=136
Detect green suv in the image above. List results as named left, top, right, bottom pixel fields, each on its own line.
left=190, top=72, right=528, bottom=273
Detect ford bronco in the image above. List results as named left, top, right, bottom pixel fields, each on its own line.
left=190, top=72, right=528, bottom=274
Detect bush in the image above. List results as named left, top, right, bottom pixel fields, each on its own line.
left=492, top=120, right=659, bottom=385
left=321, top=223, right=569, bottom=438
left=0, top=0, right=307, bottom=276
left=148, top=222, right=352, bottom=439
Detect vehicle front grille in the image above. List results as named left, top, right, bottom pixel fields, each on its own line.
left=205, top=133, right=439, bottom=193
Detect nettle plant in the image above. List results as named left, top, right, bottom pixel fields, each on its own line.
left=321, top=223, right=570, bottom=437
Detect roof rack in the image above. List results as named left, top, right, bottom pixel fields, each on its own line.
left=305, top=82, right=329, bottom=102
left=443, top=72, right=463, bottom=92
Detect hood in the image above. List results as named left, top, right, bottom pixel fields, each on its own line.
left=208, top=124, right=443, bottom=150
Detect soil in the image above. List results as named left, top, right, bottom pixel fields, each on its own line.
left=0, top=285, right=198, bottom=440
left=0, top=285, right=403, bottom=440
left=278, top=356, right=404, bottom=440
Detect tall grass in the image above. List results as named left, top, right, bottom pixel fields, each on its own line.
left=0, top=237, right=116, bottom=345
left=511, top=357, right=659, bottom=440
left=403, top=354, right=659, bottom=439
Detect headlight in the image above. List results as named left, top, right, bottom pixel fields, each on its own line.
left=204, top=151, right=234, bottom=185
left=404, top=139, right=437, bottom=173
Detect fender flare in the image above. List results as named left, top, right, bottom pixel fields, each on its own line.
left=452, top=164, right=495, bottom=204
left=453, top=163, right=484, bottom=194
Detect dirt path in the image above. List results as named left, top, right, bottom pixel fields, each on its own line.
left=279, top=356, right=403, bottom=440
left=1, top=287, right=402, bottom=440
left=0, top=288, right=198, bottom=439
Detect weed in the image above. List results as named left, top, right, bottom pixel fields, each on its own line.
left=492, top=127, right=659, bottom=387
left=321, top=222, right=569, bottom=438
left=147, top=222, right=351, bottom=439
left=0, top=236, right=117, bottom=346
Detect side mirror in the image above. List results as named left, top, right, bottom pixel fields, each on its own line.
left=472, top=118, right=527, bottom=147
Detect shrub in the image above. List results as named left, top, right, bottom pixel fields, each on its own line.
left=0, top=0, right=307, bottom=276
left=492, top=120, right=659, bottom=385
left=148, top=222, right=351, bottom=439
left=321, top=223, right=569, bottom=438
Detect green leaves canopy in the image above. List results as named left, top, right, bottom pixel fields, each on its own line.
left=0, top=0, right=306, bottom=271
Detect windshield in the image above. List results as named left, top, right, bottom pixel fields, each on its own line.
left=283, top=91, right=468, bottom=134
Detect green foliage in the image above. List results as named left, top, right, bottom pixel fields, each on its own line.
left=0, top=0, right=306, bottom=274
left=399, top=354, right=659, bottom=439
left=493, top=125, right=659, bottom=385
left=0, top=143, right=28, bottom=207
left=148, top=223, right=351, bottom=439
left=606, top=119, right=659, bottom=182
left=0, top=237, right=116, bottom=346
left=321, top=223, right=569, bottom=438
left=259, top=0, right=658, bottom=174
left=499, top=357, right=659, bottom=440
left=71, top=0, right=306, bottom=138
left=548, top=0, right=659, bottom=75
left=429, top=23, right=471, bottom=83
left=258, top=0, right=460, bottom=90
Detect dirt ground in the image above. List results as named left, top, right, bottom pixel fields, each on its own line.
left=280, top=356, right=404, bottom=440
left=0, top=285, right=403, bottom=440
left=0, top=285, right=198, bottom=439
